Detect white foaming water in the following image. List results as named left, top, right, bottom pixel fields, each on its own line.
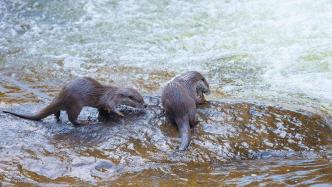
left=0, top=0, right=331, bottom=112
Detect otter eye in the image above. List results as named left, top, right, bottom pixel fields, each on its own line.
left=128, top=96, right=134, bottom=100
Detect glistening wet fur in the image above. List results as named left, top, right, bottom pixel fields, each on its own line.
left=3, top=77, right=146, bottom=126
left=162, top=71, right=210, bottom=151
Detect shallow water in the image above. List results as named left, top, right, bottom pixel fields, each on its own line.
left=1, top=98, right=331, bottom=185
left=0, top=0, right=332, bottom=185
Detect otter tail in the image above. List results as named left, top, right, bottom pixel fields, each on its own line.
left=176, top=117, right=191, bottom=151
left=3, top=101, right=62, bottom=121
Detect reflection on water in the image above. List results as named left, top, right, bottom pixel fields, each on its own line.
left=0, top=96, right=331, bottom=185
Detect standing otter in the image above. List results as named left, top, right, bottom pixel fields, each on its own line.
left=3, top=77, right=145, bottom=126
left=161, top=71, right=210, bottom=151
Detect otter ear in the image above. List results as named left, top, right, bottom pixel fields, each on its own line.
left=202, top=78, right=209, bottom=86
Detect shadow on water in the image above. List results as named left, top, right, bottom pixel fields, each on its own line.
left=0, top=96, right=331, bottom=185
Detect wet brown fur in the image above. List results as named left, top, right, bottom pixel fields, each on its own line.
left=161, top=71, right=210, bottom=151
left=3, top=77, right=145, bottom=126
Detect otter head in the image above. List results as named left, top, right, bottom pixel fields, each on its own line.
left=180, top=71, right=210, bottom=96
left=195, top=76, right=210, bottom=104
left=116, top=88, right=146, bottom=108
left=196, top=77, right=210, bottom=95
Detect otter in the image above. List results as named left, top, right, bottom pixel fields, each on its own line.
left=161, top=71, right=210, bottom=151
left=3, top=77, right=145, bottom=126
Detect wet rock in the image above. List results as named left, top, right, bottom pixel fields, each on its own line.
left=0, top=97, right=331, bottom=184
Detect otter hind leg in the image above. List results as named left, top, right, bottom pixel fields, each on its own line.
left=54, top=111, right=61, bottom=121
left=189, top=109, right=197, bottom=127
left=66, top=106, right=83, bottom=126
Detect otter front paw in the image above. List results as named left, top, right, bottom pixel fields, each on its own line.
left=195, top=96, right=206, bottom=105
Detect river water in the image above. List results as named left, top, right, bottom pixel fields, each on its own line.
left=0, top=0, right=331, bottom=185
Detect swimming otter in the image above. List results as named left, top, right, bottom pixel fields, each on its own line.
left=161, top=71, right=210, bottom=151
left=3, top=77, right=145, bottom=126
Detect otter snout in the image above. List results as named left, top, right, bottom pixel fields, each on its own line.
left=196, top=80, right=210, bottom=94
left=121, top=98, right=146, bottom=109
left=203, top=88, right=211, bottom=95
left=116, top=87, right=146, bottom=109
left=135, top=102, right=146, bottom=109
left=130, top=98, right=146, bottom=109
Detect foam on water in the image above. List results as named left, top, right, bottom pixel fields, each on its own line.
left=0, top=0, right=331, bottom=112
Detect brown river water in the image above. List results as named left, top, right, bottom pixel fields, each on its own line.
left=0, top=73, right=331, bottom=186
left=1, top=0, right=332, bottom=186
